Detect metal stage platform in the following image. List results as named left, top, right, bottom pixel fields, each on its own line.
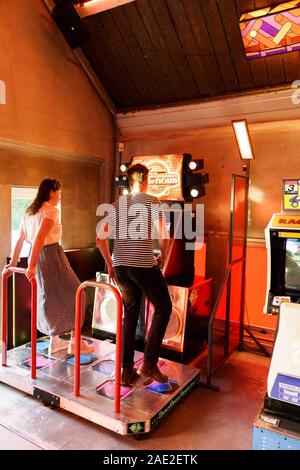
left=0, top=337, right=200, bottom=436
left=1, top=268, right=200, bottom=436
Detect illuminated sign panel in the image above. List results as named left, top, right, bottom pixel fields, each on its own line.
left=239, top=1, right=300, bottom=59
left=131, top=154, right=184, bottom=201
left=272, top=215, right=300, bottom=228
left=283, top=178, right=300, bottom=211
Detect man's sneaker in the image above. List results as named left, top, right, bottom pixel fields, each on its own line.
left=137, top=362, right=168, bottom=383
left=48, top=337, right=68, bottom=355
left=68, top=340, right=95, bottom=355
left=121, top=366, right=139, bottom=386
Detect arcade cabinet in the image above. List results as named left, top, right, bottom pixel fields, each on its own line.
left=253, top=178, right=300, bottom=449
left=93, top=153, right=213, bottom=363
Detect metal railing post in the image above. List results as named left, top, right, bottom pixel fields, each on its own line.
left=73, top=281, right=123, bottom=414
left=1, top=268, right=37, bottom=379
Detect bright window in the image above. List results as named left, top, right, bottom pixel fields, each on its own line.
left=11, top=187, right=62, bottom=258
left=11, top=187, right=37, bottom=258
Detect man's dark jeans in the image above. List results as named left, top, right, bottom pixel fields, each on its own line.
left=115, top=265, right=172, bottom=368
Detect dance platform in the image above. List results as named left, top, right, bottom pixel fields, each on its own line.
left=0, top=336, right=200, bottom=435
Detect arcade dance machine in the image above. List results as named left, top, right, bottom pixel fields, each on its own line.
left=0, top=154, right=208, bottom=435
left=93, top=154, right=212, bottom=363
left=0, top=269, right=200, bottom=435
left=253, top=178, right=300, bottom=449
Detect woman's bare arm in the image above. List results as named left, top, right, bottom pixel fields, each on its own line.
left=26, top=218, right=54, bottom=281
left=2, top=228, right=26, bottom=276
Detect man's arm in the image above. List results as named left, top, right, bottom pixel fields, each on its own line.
left=154, top=216, right=170, bottom=270
left=96, top=222, right=116, bottom=284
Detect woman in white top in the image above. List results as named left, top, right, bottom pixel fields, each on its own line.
left=2, top=179, right=94, bottom=356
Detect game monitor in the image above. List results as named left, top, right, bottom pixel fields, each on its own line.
left=265, top=228, right=300, bottom=314
left=285, top=238, right=300, bottom=292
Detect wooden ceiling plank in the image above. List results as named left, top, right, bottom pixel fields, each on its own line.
left=116, top=4, right=177, bottom=104
left=123, top=2, right=176, bottom=102
left=218, top=0, right=254, bottom=90
left=89, top=14, right=144, bottom=105
left=82, top=41, right=127, bottom=107
left=265, top=55, right=286, bottom=85
left=254, top=0, right=285, bottom=9
left=181, top=0, right=225, bottom=94
left=83, top=16, right=139, bottom=106
left=81, top=26, right=121, bottom=103
left=104, top=7, right=158, bottom=102
left=283, top=52, right=300, bottom=84
left=149, top=0, right=199, bottom=97
left=135, top=0, right=187, bottom=99
left=200, top=0, right=239, bottom=91
left=101, top=9, right=154, bottom=103
left=249, top=59, right=271, bottom=88
left=166, top=0, right=212, bottom=95
left=235, top=0, right=255, bottom=17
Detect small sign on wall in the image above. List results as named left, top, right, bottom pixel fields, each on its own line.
left=0, top=80, right=6, bottom=104
left=283, top=178, right=300, bottom=211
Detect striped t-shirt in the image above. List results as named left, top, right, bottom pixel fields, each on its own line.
left=106, top=192, right=163, bottom=268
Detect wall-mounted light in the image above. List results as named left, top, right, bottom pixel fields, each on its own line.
left=232, top=120, right=255, bottom=160
left=120, top=163, right=128, bottom=173
left=188, top=159, right=204, bottom=171
left=190, top=189, right=199, bottom=198
left=74, top=0, right=136, bottom=17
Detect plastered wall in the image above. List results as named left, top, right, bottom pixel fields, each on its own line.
left=0, top=0, right=113, bottom=161
left=0, top=0, right=115, bottom=301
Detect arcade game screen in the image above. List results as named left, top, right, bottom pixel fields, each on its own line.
left=285, top=239, right=300, bottom=291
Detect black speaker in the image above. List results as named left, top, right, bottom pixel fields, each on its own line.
left=52, top=3, right=89, bottom=49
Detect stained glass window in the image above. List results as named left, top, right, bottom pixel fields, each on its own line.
left=239, top=1, right=300, bottom=59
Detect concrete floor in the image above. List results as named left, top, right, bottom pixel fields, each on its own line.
left=0, top=351, right=269, bottom=450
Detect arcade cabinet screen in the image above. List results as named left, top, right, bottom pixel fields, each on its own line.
left=131, top=154, right=184, bottom=201
left=285, top=239, right=300, bottom=291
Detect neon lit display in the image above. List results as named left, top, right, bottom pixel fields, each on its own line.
left=131, top=154, right=184, bottom=201
left=239, top=1, right=300, bottom=59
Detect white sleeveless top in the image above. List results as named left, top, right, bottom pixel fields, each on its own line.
left=22, top=202, right=62, bottom=246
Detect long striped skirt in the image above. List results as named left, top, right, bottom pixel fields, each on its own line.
left=36, top=243, right=84, bottom=336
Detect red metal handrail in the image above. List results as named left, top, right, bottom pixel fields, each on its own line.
left=74, top=281, right=123, bottom=414
left=1, top=268, right=37, bottom=379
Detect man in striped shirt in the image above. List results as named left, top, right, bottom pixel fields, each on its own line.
left=97, top=164, right=172, bottom=385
